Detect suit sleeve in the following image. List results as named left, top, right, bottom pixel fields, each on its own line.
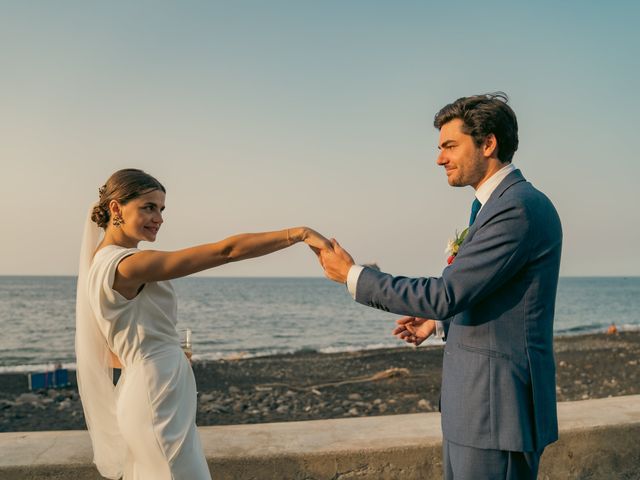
left=355, top=200, right=532, bottom=322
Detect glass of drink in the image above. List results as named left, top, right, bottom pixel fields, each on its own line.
left=179, top=328, right=193, bottom=361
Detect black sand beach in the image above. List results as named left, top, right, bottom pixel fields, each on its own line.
left=1, top=331, right=638, bottom=432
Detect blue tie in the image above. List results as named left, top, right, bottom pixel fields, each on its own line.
left=469, top=198, right=482, bottom=226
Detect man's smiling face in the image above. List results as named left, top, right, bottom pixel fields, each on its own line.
left=436, top=118, right=488, bottom=189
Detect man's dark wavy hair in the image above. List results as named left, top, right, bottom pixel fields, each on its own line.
left=433, top=92, right=519, bottom=164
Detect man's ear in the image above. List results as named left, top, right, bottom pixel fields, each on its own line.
left=483, top=133, right=498, bottom=158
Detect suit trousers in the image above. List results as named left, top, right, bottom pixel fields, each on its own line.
left=443, top=439, right=542, bottom=480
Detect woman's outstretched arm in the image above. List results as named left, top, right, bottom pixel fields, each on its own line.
left=113, top=227, right=330, bottom=298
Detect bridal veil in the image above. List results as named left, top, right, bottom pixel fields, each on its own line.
left=75, top=204, right=125, bottom=479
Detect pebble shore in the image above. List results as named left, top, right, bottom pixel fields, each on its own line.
left=1, top=331, right=638, bottom=432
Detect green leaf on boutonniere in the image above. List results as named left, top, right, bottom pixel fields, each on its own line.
left=446, top=227, right=472, bottom=261
left=457, top=227, right=469, bottom=245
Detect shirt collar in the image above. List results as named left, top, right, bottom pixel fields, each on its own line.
left=475, top=163, right=516, bottom=207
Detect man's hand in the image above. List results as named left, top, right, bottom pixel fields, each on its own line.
left=315, top=238, right=355, bottom=283
left=393, top=317, right=437, bottom=346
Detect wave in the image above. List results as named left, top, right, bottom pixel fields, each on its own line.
left=151, top=338, right=446, bottom=363
left=555, top=323, right=640, bottom=336
left=0, top=361, right=77, bottom=374
left=318, top=338, right=445, bottom=354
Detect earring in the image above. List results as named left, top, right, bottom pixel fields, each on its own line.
left=112, top=214, right=124, bottom=227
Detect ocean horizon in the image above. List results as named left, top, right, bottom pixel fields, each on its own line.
left=1, top=275, right=639, bottom=373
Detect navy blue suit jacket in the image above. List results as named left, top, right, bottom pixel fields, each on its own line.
left=355, top=169, right=562, bottom=452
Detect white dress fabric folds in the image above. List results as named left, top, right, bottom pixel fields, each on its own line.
left=82, top=244, right=210, bottom=479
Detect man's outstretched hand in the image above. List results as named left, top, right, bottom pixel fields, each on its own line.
left=393, top=317, right=437, bottom=346
left=314, top=238, right=355, bottom=283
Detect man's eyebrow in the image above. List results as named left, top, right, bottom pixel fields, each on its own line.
left=438, top=140, right=456, bottom=150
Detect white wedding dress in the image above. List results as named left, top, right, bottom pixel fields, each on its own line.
left=87, top=245, right=211, bottom=479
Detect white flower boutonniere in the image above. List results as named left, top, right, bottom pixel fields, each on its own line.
left=445, top=227, right=469, bottom=265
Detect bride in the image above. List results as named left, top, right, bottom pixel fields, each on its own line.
left=75, top=168, right=330, bottom=479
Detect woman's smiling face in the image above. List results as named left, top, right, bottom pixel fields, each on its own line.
left=117, top=189, right=166, bottom=243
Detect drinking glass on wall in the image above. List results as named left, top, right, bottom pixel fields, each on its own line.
left=179, top=328, right=192, bottom=362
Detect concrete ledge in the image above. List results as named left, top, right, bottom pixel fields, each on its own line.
left=1, top=395, right=639, bottom=479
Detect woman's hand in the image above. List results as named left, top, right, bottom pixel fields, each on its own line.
left=300, top=227, right=332, bottom=251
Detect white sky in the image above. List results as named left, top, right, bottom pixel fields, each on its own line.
left=1, top=1, right=639, bottom=276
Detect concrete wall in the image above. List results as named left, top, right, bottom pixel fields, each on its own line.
left=1, top=395, right=638, bottom=479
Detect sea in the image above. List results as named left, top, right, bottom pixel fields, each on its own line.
left=0, top=276, right=638, bottom=373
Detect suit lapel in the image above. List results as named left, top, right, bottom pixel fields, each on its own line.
left=494, top=169, right=526, bottom=199
left=472, top=169, right=526, bottom=228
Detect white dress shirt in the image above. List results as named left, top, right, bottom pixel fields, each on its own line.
left=474, top=163, right=515, bottom=212
left=346, top=163, right=517, bottom=299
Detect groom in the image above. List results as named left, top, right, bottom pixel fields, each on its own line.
left=318, top=93, right=562, bottom=479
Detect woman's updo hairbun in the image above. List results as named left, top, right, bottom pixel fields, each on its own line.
left=91, top=202, right=110, bottom=229
left=92, top=169, right=166, bottom=230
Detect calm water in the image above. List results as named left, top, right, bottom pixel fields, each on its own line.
left=0, top=276, right=638, bottom=372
